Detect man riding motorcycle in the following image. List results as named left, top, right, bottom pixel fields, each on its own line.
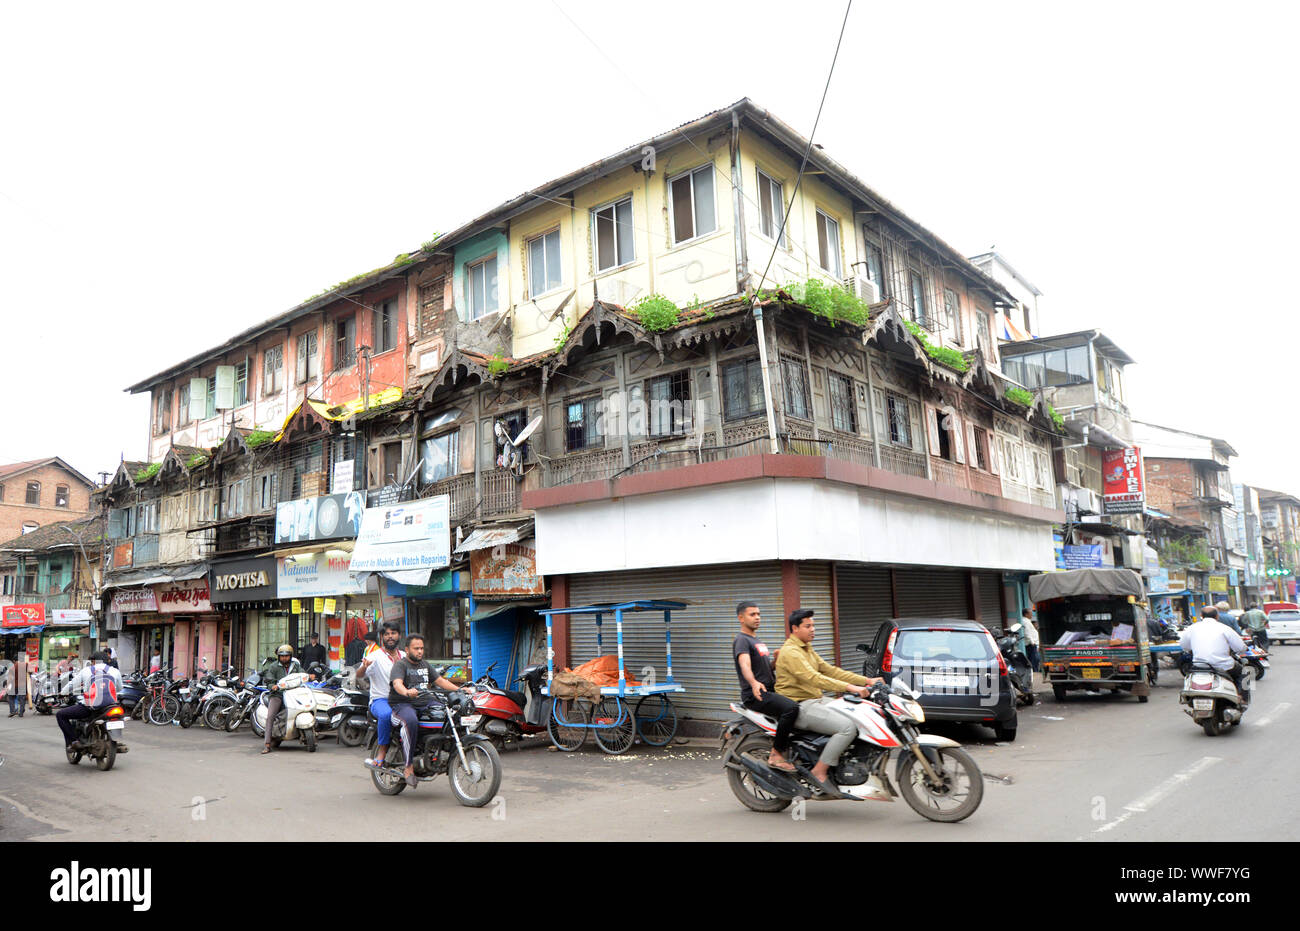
left=774, top=609, right=885, bottom=795
left=1179, top=606, right=1248, bottom=700
left=261, top=645, right=304, bottom=754
left=56, top=651, right=122, bottom=750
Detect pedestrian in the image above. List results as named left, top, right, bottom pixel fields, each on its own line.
left=300, top=631, right=328, bottom=674
left=1241, top=601, right=1269, bottom=649
left=1020, top=608, right=1041, bottom=675
left=1215, top=601, right=1242, bottom=634
left=149, top=649, right=162, bottom=674
left=6, top=654, right=27, bottom=716
left=732, top=601, right=797, bottom=772
left=100, top=645, right=119, bottom=669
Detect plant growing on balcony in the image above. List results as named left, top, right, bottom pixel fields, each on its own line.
left=1159, top=537, right=1213, bottom=571
left=134, top=463, right=160, bottom=483
left=899, top=319, right=970, bottom=372
left=1046, top=403, right=1066, bottom=432
left=246, top=429, right=276, bottom=449
left=1004, top=387, right=1034, bottom=408
left=785, top=278, right=870, bottom=327
left=628, top=294, right=680, bottom=332
left=487, top=353, right=509, bottom=377
left=186, top=453, right=208, bottom=470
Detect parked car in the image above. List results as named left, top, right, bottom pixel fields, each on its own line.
left=1265, top=607, right=1300, bottom=645
left=856, top=618, right=1018, bottom=742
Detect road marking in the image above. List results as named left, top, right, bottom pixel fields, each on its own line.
left=1253, top=702, right=1292, bottom=728
left=1092, top=756, right=1222, bottom=835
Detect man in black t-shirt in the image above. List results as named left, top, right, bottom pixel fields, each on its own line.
left=733, top=601, right=798, bottom=772
left=388, top=634, right=470, bottom=788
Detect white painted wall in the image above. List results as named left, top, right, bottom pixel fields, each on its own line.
left=534, top=478, right=1057, bottom=576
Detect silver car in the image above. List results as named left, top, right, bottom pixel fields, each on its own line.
left=1266, top=608, right=1300, bottom=645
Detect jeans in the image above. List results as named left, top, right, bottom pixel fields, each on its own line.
left=795, top=697, right=858, bottom=767
left=369, top=698, right=393, bottom=748
left=743, top=691, right=798, bottom=753
left=56, top=703, right=96, bottom=746
left=391, top=702, right=421, bottom=763
left=8, top=692, right=26, bottom=715
left=1025, top=644, right=1041, bottom=672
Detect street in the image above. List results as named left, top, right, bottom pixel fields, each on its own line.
left=1, top=647, right=1295, bottom=842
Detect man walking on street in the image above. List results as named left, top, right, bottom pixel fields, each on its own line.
left=1020, top=608, right=1041, bottom=676
left=7, top=654, right=29, bottom=717
left=775, top=609, right=885, bottom=794
left=732, top=601, right=797, bottom=772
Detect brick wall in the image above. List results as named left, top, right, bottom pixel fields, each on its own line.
left=1145, top=458, right=1198, bottom=499
left=0, top=464, right=95, bottom=542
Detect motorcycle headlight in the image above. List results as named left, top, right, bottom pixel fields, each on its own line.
left=906, top=700, right=925, bottom=723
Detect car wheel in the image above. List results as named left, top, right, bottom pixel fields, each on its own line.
left=993, top=724, right=1017, bottom=742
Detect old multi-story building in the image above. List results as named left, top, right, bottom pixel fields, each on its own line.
left=0, top=457, right=97, bottom=542
left=0, top=515, right=104, bottom=664
left=968, top=250, right=1041, bottom=343
left=1254, top=488, right=1300, bottom=602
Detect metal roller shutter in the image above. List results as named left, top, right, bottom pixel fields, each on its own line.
left=568, top=562, right=784, bottom=725
left=976, top=571, right=1006, bottom=632
left=797, top=562, right=836, bottom=667
left=834, top=564, right=893, bottom=668
left=894, top=568, right=970, bottom=619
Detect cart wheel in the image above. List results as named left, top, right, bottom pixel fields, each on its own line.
left=547, top=698, right=590, bottom=752
left=634, top=694, right=677, bottom=746
left=592, top=697, right=636, bottom=755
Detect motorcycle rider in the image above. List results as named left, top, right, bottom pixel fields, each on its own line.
left=56, top=651, right=122, bottom=749
left=388, top=634, right=470, bottom=789
left=732, top=601, right=797, bottom=772
left=261, top=645, right=305, bottom=754
left=1241, top=601, right=1269, bottom=649
left=358, top=621, right=404, bottom=770
left=774, top=609, right=885, bottom=794
left=1179, top=606, right=1248, bottom=701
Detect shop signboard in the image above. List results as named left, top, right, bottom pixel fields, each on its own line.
left=349, top=496, right=450, bottom=574
left=1228, top=569, right=1239, bottom=587
left=1103, top=447, right=1145, bottom=514
left=470, top=541, right=545, bottom=599
left=1208, top=574, right=1229, bottom=594
left=1062, top=545, right=1104, bottom=569
left=1165, top=569, right=1187, bottom=591
left=1150, top=568, right=1170, bottom=593
left=276, top=551, right=373, bottom=599
left=50, top=609, right=93, bottom=624
left=209, top=557, right=278, bottom=604
left=3, top=603, right=46, bottom=627
left=155, top=578, right=212, bottom=613
left=111, top=588, right=158, bottom=613
left=274, top=492, right=366, bottom=545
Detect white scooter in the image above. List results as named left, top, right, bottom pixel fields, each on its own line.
left=1180, top=660, right=1253, bottom=736
left=252, top=671, right=319, bottom=751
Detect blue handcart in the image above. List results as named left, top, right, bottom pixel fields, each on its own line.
left=538, top=600, right=687, bottom=755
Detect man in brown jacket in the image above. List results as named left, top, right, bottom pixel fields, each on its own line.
left=774, top=609, right=884, bottom=792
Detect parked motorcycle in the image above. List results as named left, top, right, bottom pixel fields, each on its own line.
left=721, top=678, right=984, bottom=822
left=65, top=702, right=130, bottom=771
left=252, top=671, right=319, bottom=751
left=32, top=672, right=76, bottom=715
left=222, top=674, right=267, bottom=733
left=470, top=662, right=549, bottom=748
left=1180, top=661, right=1253, bottom=736
left=996, top=624, right=1037, bottom=707
left=326, top=679, right=370, bottom=747
left=365, top=688, right=501, bottom=806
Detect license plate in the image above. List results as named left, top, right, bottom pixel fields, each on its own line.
left=179, top=688, right=190, bottom=696
left=1259, top=660, right=1270, bottom=667
left=1193, top=699, right=1213, bottom=710
left=461, top=715, right=481, bottom=727
left=106, top=721, right=124, bottom=731
left=921, top=674, right=972, bottom=689
left=1081, top=667, right=1102, bottom=680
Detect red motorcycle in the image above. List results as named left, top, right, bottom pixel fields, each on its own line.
left=470, top=662, right=549, bottom=749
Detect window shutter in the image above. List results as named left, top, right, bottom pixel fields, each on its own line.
left=925, top=406, right=942, bottom=455
left=908, top=401, right=922, bottom=451
left=872, top=390, right=887, bottom=440
left=214, top=365, right=236, bottom=410
left=480, top=418, right=496, bottom=469
left=189, top=378, right=207, bottom=422
left=951, top=415, right=965, bottom=464
left=810, top=366, right=826, bottom=423
left=966, top=423, right=979, bottom=468
left=107, top=508, right=125, bottom=540
left=988, top=436, right=1001, bottom=475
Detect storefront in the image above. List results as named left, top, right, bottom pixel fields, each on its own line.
left=462, top=534, right=548, bottom=686
left=381, top=568, right=471, bottom=671
left=209, top=555, right=279, bottom=672
left=155, top=577, right=229, bottom=676
left=109, top=587, right=171, bottom=672
left=277, top=545, right=378, bottom=669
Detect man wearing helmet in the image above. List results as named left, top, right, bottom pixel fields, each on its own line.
left=261, top=644, right=304, bottom=754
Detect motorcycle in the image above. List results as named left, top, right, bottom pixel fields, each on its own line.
left=1180, top=660, right=1254, bottom=736
left=1237, top=634, right=1269, bottom=681
left=470, top=662, right=549, bottom=748
left=66, top=702, right=130, bottom=771
left=222, top=674, right=267, bottom=733
left=996, top=624, right=1037, bottom=707
left=720, top=678, right=984, bottom=823
left=252, top=671, right=319, bottom=751
left=303, top=663, right=345, bottom=738
left=325, top=677, right=370, bottom=747
left=32, top=673, right=76, bottom=715
left=365, top=688, right=501, bottom=807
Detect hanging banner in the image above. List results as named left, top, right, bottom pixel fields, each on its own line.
left=275, top=492, right=367, bottom=545
left=1062, top=545, right=1104, bottom=570
left=3, top=603, right=46, bottom=627
left=349, top=496, right=451, bottom=573
left=155, top=578, right=212, bottom=614
left=1103, top=446, right=1145, bottom=514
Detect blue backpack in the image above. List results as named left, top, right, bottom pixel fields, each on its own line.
left=85, top=664, right=119, bottom=708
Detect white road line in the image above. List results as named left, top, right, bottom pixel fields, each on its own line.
left=1253, top=702, right=1292, bottom=728
left=1092, top=756, right=1222, bottom=834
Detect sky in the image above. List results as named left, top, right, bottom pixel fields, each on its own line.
left=2, top=1, right=1297, bottom=491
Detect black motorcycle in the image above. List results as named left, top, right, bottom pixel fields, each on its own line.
left=996, top=624, right=1036, bottom=707
left=66, top=703, right=130, bottom=771
left=327, top=680, right=370, bottom=747
left=365, top=688, right=501, bottom=807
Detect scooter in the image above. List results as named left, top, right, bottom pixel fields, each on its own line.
left=470, top=662, right=549, bottom=748
left=1180, top=661, right=1253, bottom=736
left=1237, top=634, right=1270, bottom=681
left=996, top=624, right=1037, bottom=707
left=252, top=671, right=319, bottom=751
left=721, top=678, right=984, bottom=822
left=66, top=702, right=130, bottom=772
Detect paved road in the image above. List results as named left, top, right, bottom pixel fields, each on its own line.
left=2, top=647, right=1296, bottom=841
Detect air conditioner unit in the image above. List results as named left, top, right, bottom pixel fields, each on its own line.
left=844, top=276, right=880, bottom=305
left=1121, top=536, right=1144, bottom=570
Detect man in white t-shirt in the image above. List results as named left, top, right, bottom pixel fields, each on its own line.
left=357, top=621, right=404, bottom=768
left=1179, top=606, right=1248, bottom=699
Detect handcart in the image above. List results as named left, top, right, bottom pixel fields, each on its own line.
left=539, top=600, right=686, bottom=755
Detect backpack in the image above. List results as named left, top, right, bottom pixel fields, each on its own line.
left=84, top=664, right=119, bottom=708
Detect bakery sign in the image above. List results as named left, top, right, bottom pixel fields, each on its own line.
left=1102, top=446, right=1145, bottom=515
left=154, top=578, right=213, bottom=613
left=470, top=541, right=545, bottom=599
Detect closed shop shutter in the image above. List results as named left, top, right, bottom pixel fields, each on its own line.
left=976, top=571, right=1006, bottom=632
left=569, top=562, right=783, bottom=725
left=834, top=564, right=893, bottom=667
left=894, top=568, right=970, bottom=619
left=797, top=562, right=836, bottom=666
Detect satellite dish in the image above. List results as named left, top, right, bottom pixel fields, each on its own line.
left=495, top=415, right=543, bottom=476
left=511, top=415, right=543, bottom=447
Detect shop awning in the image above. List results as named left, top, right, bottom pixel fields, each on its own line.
left=454, top=522, right=532, bottom=554
left=469, top=598, right=549, bottom=622
left=104, top=562, right=209, bottom=588
left=381, top=568, right=434, bottom=586
left=2, top=625, right=44, bottom=634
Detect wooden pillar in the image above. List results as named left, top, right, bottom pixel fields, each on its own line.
left=889, top=567, right=899, bottom=618
left=781, top=561, right=800, bottom=630
left=550, top=574, right=570, bottom=670
left=831, top=562, right=841, bottom=665
left=968, top=571, right=981, bottom=624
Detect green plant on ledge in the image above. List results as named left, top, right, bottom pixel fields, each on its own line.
left=246, top=429, right=276, bottom=449
left=1046, top=403, right=1066, bottom=432
left=134, top=463, right=161, bottom=483
left=899, top=319, right=970, bottom=372
left=487, top=353, right=509, bottom=377
left=1159, top=537, right=1213, bottom=571
left=553, top=318, right=572, bottom=348
left=1004, top=386, right=1034, bottom=408
left=186, top=454, right=208, bottom=470
left=628, top=293, right=680, bottom=332
left=785, top=278, right=870, bottom=327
